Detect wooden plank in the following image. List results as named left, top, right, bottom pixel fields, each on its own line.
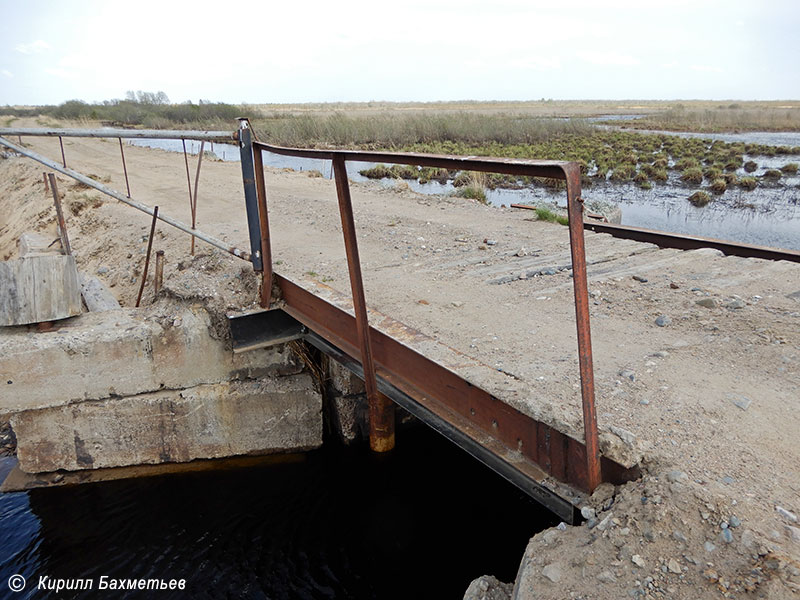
left=0, top=255, right=82, bottom=326
left=17, top=232, right=61, bottom=258
left=79, top=272, right=121, bottom=312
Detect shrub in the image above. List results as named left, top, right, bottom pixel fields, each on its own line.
left=737, top=176, right=758, bottom=190
left=688, top=191, right=711, bottom=206
left=743, top=160, right=758, bottom=172
left=781, top=162, right=799, bottom=174
left=763, top=169, right=782, bottom=179
left=680, top=168, right=704, bottom=184
left=610, top=164, right=636, bottom=181
left=709, top=179, right=727, bottom=194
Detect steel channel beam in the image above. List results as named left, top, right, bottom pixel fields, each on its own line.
left=303, top=329, right=581, bottom=523
left=332, top=154, right=395, bottom=452
left=236, top=121, right=264, bottom=271
left=583, top=221, right=800, bottom=263
left=253, top=148, right=274, bottom=308
left=0, top=128, right=235, bottom=141
left=253, top=141, right=568, bottom=179
left=564, top=166, right=602, bottom=492
left=275, top=274, right=638, bottom=493
left=0, top=136, right=250, bottom=261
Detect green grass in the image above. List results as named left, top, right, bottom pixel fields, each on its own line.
left=535, top=207, right=569, bottom=226
left=763, top=169, right=783, bottom=179
left=781, top=162, right=799, bottom=174
left=455, top=186, right=487, bottom=203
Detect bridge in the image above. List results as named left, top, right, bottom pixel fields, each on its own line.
left=1, top=122, right=797, bottom=524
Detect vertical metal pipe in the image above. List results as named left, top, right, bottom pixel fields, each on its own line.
left=58, top=136, right=66, bottom=167
left=154, top=250, right=165, bottom=297
left=332, top=154, right=395, bottom=452
left=191, top=141, right=205, bottom=256
left=181, top=139, right=195, bottom=255
left=47, top=173, right=72, bottom=256
left=237, top=119, right=264, bottom=271
left=118, top=138, right=131, bottom=198
left=135, top=206, right=159, bottom=308
left=564, top=165, right=601, bottom=492
left=252, top=147, right=273, bottom=308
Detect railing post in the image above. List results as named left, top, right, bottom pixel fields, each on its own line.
left=253, top=146, right=273, bottom=308
left=332, top=154, right=395, bottom=452
left=564, top=164, right=602, bottom=492
left=237, top=119, right=264, bottom=272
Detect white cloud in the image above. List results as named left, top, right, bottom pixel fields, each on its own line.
left=15, top=40, right=50, bottom=54
left=577, top=51, right=640, bottom=66
left=1, top=70, right=12, bottom=78
left=45, top=67, right=77, bottom=79
left=690, top=64, right=723, bottom=73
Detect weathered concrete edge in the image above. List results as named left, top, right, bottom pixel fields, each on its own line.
left=0, top=305, right=303, bottom=414
left=11, top=373, right=323, bottom=473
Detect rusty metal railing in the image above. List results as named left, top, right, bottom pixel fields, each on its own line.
left=246, top=133, right=603, bottom=491
left=0, top=129, right=251, bottom=262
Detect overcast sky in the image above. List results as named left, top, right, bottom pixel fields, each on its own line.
left=1, top=0, right=798, bottom=106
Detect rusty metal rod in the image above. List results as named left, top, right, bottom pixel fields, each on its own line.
left=255, top=141, right=568, bottom=180
left=118, top=138, right=131, bottom=197
left=182, top=140, right=195, bottom=254
left=58, top=136, right=66, bottom=167
left=43, top=172, right=49, bottom=194
left=47, top=173, right=72, bottom=256
left=253, top=147, right=273, bottom=308
left=332, top=154, right=395, bottom=452
left=154, top=250, right=165, bottom=297
left=0, top=136, right=250, bottom=261
left=191, top=141, right=205, bottom=256
left=564, top=167, right=601, bottom=492
left=136, top=206, right=159, bottom=308
left=0, top=128, right=235, bottom=141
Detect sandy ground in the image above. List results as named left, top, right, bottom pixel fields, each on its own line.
left=1, top=125, right=799, bottom=598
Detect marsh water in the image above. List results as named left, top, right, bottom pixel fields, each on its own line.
left=0, top=426, right=554, bottom=599
left=130, top=131, right=800, bottom=251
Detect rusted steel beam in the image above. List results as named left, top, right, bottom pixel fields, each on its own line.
left=253, top=141, right=568, bottom=179
left=583, top=221, right=800, bottom=263
left=564, top=167, right=602, bottom=493
left=332, top=154, right=395, bottom=452
left=135, top=206, right=159, bottom=308
left=253, top=147, right=273, bottom=308
left=47, top=174, right=71, bottom=256
left=2, top=127, right=235, bottom=141
left=118, top=138, right=131, bottom=198
left=0, top=136, right=250, bottom=261
left=274, top=274, right=638, bottom=493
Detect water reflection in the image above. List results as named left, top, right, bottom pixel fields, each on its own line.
left=0, top=427, right=555, bottom=599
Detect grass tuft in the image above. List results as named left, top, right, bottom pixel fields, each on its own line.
left=688, top=191, right=711, bottom=206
